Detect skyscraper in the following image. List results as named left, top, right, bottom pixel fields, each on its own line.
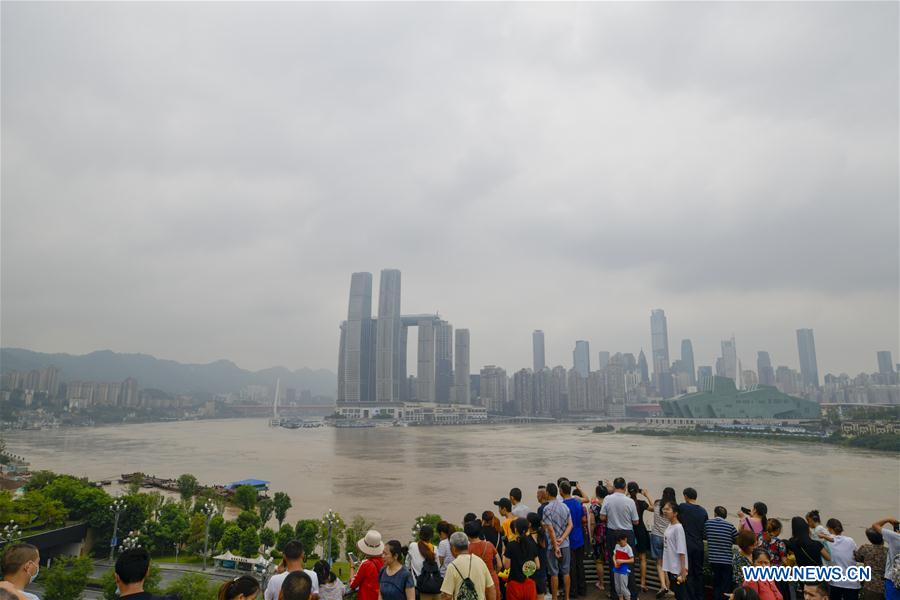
left=650, top=310, right=671, bottom=387
left=573, top=341, right=590, bottom=378
left=479, top=365, right=508, bottom=414
left=512, top=369, right=534, bottom=416
left=720, top=337, right=738, bottom=385
left=454, top=329, right=470, bottom=404
left=697, top=365, right=713, bottom=383
left=341, top=272, right=374, bottom=403
left=375, top=269, right=402, bottom=402
left=757, top=351, right=776, bottom=387
left=435, top=321, right=453, bottom=403
left=416, top=318, right=436, bottom=403
left=680, top=339, right=696, bottom=386
left=796, top=329, right=820, bottom=389
left=533, top=330, right=546, bottom=372
left=597, top=351, right=610, bottom=370
left=877, top=351, right=894, bottom=375
left=637, top=350, right=650, bottom=384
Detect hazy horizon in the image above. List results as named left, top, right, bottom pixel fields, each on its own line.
left=2, top=2, right=898, bottom=377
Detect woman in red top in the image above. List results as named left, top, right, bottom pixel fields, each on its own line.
left=350, top=531, right=386, bottom=600
left=742, top=548, right=782, bottom=600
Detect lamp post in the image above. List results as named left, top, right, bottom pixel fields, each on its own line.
left=109, top=498, right=127, bottom=561
left=201, top=500, right=218, bottom=571
left=1, top=521, right=20, bottom=545
left=322, top=509, right=338, bottom=566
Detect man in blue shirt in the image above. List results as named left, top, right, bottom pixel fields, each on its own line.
left=561, top=481, right=587, bottom=598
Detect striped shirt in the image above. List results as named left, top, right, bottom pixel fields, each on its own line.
left=704, top=517, right=737, bottom=565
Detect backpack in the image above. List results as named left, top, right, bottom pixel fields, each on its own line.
left=891, top=553, right=900, bottom=588
left=451, top=556, right=480, bottom=600
left=416, top=556, right=444, bottom=595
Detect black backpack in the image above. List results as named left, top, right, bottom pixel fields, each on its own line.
left=417, top=557, right=444, bottom=595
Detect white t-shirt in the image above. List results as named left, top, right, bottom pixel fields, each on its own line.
left=264, top=569, right=320, bottom=600
left=437, top=538, right=453, bottom=576
left=407, top=541, right=429, bottom=577
left=662, top=522, right=688, bottom=576
left=882, top=525, right=900, bottom=581
left=512, top=503, right=531, bottom=519
left=826, top=535, right=860, bottom=590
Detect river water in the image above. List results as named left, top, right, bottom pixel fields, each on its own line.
left=6, top=419, right=898, bottom=542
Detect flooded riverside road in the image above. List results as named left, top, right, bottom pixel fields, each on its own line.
left=8, top=419, right=898, bottom=541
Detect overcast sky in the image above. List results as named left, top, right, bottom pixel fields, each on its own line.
left=2, top=2, right=898, bottom=378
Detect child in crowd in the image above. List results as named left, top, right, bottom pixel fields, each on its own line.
left=613, top=533, right=635, bottom=600
left=314, top=560, right=346, bottom=600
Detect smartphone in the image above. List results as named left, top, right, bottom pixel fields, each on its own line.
left=740, top=506, right=751, bottom=515
left=348, top=552, right=358, bottom=565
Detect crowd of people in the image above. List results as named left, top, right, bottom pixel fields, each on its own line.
left=0, top=480, right=896, bottom=600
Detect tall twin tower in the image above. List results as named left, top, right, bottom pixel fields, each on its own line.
left=337, top=269, right=470, bottom=405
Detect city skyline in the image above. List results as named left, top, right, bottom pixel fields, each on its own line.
left=2, top=3, right=897, bottom=377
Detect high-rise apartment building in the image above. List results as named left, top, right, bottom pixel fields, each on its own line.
left=479, top=365, right=508, bottom=414
left=680, top=339, right=696, bottom=386
left=877, top=351, right=894, bottom=375
left=416, top=318, right=436, bottom=403
left=757, top=351, right=776, bottom=387
left=549, top=366, right=568, bottom=416
left=573, top=341, right=590, bottom=378
left=533, top=368, right=551, bottom=415
left=512, top=369, right=535, bottom=416
left=796, top=329, right=820, bottom=389
left=533, top=330, right=546, bottom=372
left=454, top=329, right=470, bottom=404
left=435, top=321, right=453, bottom=403
left=375, top=269, right=402, bottom=402
left=597, top=351, right=610, bottom=370
left=650, top=310, right=671, bottom=387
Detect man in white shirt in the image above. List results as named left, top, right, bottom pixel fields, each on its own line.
left=599, top=478, right=640, bottom=600
left=510, top=488, right=531, bottom=519
left=823, top=519, right=859, bottom=597
left=265, top=541, right=320, bottom=600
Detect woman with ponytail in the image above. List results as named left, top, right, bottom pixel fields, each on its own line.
left=218, top=576, right=260, bottom=600
left=738, top=502, right=768, bottom=536
left=503, top=518, right=540, bottom=600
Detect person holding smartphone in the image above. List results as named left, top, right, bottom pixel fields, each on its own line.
left=350, top=531, right=386, bottom=600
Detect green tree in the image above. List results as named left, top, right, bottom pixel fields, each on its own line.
left=42, top=476, right=112, bottom=527
left=258, top=498, right=274, bottom=525
left=232, top=486, right=257, bottom=512
left=273, top=492, right=292, bottom=527
left=412, top=514, right=444, bottom=545
left=294, top=520, right=319, bottom=556
left=176, top=474, right=200, bottom=501
left=259, top=526, right=276, bottom=549
left=127, top=473, right=145, bottom=495
left=187, top=512, right=207, bottom=552
left=24, top=470, right=59, bottom=491
left=239, top=526, right=260, bottom=557
left=150, top=502, right=190, bottom=552
left=42, top=556, right=92, bottom=600
left=236, top=510, right=261, bottom=531
left=344, top=515, right=374, bottom=560
left=220, top=523, right=242, bottom=552
left=208, top=514, right=226, bottom=549
left=275, top=524, right=295, bottom=551
left=316, top=513, right=345, bottom=563
left=165, top=572, right=218, bottom=600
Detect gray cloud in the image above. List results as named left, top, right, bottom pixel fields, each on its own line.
left=2, top=2, right=897, bottom=378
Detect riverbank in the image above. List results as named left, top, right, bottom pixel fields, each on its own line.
left=618, top=426, right=900, bottom=452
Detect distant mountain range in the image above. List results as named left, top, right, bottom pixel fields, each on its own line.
left=0, top=348, right=336, bottom=400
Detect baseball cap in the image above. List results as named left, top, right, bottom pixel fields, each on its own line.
left=493, top=498, right=513, bottom=511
